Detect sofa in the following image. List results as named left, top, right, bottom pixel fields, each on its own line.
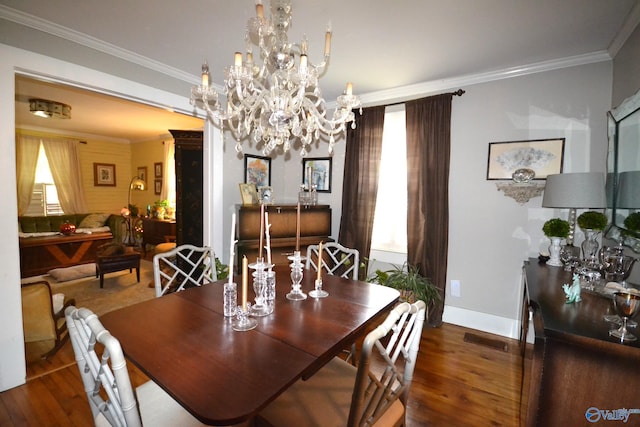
left=18, top=213, right=124, bottom=278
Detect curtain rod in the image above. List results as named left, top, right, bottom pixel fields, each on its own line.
left=382, top=89, right=465, bottom=108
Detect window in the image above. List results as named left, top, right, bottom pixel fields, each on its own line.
left=370, top=104, right=407, bottom=261
left=25, top=144, right=63, bottom=216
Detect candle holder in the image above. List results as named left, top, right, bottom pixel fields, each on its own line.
left=223, top=281, right=237, bottom=317
left=232, top=303, right=257, bottom=331
left=249, top=258, right=272, bottom=317
left=309, top=278, right=328, bottom=298
left=287, top=251, right=307, bottom=301
left=265, top=269, right=276, bottom=314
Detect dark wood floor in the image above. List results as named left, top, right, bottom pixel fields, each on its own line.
left=1, top=322, right=521, bottom=426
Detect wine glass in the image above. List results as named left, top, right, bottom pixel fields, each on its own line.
left=609, top=292, right=640, bottom=342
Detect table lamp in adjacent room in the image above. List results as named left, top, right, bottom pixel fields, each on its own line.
left=125, top=176, right=146, bottom=245
left=542, top=172, right=607, bottom=247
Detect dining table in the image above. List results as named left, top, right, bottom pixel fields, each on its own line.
left=100, top=265, right=400, bottom=426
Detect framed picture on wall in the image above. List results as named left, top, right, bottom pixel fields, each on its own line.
left=93, top=163, right=116, bottom=187
left=137, top=166, right=147, bottom=185
left=154, top=162, right=163, bottom=178
left=244, top=154, right=271, bottom=187
left=486, top=138, right=565, bottom=180
left=154, top=179, right=162, bottom=195
left=302, top=157, right=332, bottom=192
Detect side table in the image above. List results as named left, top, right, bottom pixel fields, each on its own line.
left=95, top=247, right=141, bottom=288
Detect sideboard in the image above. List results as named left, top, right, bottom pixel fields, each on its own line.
left=235, top=204, right=332, bottom=273
left=521, top=259, right=640, bottom=426
left=142, top=218, right=176, bottom=254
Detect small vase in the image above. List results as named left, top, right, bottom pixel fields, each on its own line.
left=60, top=220, right=76, bottom=235
left=581, top=229, right=600, bottom=261
left=546, top=237, right=563, bottom=267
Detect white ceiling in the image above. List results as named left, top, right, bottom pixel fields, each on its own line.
left=4, top=0, right=640, bottom=142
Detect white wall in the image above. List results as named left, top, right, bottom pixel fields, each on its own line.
left=444, top=62, right=612, bottom=337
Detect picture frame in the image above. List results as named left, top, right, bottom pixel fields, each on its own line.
left=258, top=186, right=273, bottom=204
left=244, top=154, right=271, bottom=187
left=239, top=183, right=258, bottom=205
left=302, top=157, right=332, bottom=192
left=154, top=162, right=163, bottom=178
left=137, top=166, right=147, bottom=186
left=486, top=138, right=565, bottom=180
left=93, top=163, right=116, bottom=187
left=154, top=179, right=162, bottom=195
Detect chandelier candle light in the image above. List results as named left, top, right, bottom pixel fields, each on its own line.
left=190, top=0, right=361, bottom=156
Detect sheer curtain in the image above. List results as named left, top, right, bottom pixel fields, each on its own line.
left=42, top=138, right=88, bottom=213
left=15, top=135, right=40, bottom=215
left=338, top=106, right=385, bottom=278
left=405, top=93, right=453, bottom=326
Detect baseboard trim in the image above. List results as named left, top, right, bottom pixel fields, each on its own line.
left=442, top=305, right=521, bottom=340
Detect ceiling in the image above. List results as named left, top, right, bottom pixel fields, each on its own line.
left=4, top=0, right=640, bottom=142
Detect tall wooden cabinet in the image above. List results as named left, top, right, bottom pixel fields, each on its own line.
left=169, top=130, right=203, bottom=247
left=235, top=204, right=332, bottom=273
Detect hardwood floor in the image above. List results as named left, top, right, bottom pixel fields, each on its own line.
left=1, top=323, right=521, bottom=426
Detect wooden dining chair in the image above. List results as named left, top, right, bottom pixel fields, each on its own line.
left=65, top=306, right=207, bottom=426
left=306, top=241, right=360, bottom=280
left=152, top=244, right=216, bottom=297
left=256, top=300, right=427, bottom=427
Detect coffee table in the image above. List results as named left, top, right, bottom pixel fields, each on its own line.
left=95, top=247, right=141, bottom=288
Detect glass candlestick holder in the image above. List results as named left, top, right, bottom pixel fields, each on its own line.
left=286, top=251, right=307, bottom=300
left=223, top=281, right=237, bottom=317
left=309, top=278, right=328, bottom=298
left=249, top=258, right=272, bottom=317
left=265, top=269, right=276, bottom=314
left=232, top=303, right=257, bottom=331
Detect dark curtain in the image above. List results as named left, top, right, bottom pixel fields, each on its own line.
left=338, top=106, right=385, bottom=278
left=405, top=93, right=453, bottom=326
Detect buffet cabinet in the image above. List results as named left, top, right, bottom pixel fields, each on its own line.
left=520, top=259, right=640, bottom=426
left=235, top=204, right=332, bottom=273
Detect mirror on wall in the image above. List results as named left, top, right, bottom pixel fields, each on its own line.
left=606, top=88, right=640, bottom=252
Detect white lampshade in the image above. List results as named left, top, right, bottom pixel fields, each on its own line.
left=542, top=172, right=607, bottom=208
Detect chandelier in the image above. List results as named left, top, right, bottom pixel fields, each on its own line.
left=190, top=0, right=361, bottom=157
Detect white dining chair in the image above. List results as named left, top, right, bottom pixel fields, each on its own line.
left=306, top=241, right=360, bottom=280
left=256, top=300, right=427, bottom=427
left=65, top=306, right=208, bottom=427
left=153, top=244, right=216, bottom=297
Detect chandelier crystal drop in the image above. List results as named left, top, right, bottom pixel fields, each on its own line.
left=190, top=0, right=361, bottom=157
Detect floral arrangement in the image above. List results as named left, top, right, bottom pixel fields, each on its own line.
left=542, top=218, right=570, bottom=238
left=577, top=211, right=607, bottom=231
left=624, top=212, right=640, bottom=234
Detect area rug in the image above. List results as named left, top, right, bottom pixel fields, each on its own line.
left=22, top=260, right=155, bottom=316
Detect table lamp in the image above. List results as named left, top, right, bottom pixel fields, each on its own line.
left=542, top=172, right=607, bottom=245
left=617, top=171, right=640, bottom=210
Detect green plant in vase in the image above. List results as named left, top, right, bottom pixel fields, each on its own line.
left=623, top=212, right=640, bottom=237
left=577, top=211, right=607, bottom=260
left=542, top=218, right=570, bottom=267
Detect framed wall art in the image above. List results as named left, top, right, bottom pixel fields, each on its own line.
left=93, top=163, right=116, bottom=187
left=244, top=154, right=271, bottom=187
left=154, top=179, right=162, bottom=195
left=137, top=166, right=147, bottom=185
left=302, top=157, right=332, bottom=192
left=239, top=183, right=258, bottom=205
left=154, top=162, right=163, bottom=178
left=486, top=138, right=565, bottom=180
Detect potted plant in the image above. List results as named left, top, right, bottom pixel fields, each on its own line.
left=577, top=211, right=607, bottom=260
left=577, top=211, right=607, bottom=231
left=542, top=218, right=570, bottom=267
left=368, top=262, right=441, bottom=315
left=623, top=212, right=640, bottom=237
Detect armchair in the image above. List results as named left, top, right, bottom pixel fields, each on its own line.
left=21, top=280, right=75, bottom=361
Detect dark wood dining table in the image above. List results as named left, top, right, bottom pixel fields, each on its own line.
left=100, top=266, right=400, bottom=426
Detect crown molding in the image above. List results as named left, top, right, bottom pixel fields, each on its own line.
left=0, top=5, right=210, bottom=88
left=608, top=1, right=640, bottom=57
left=359, top=51, right=612, bottom=107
